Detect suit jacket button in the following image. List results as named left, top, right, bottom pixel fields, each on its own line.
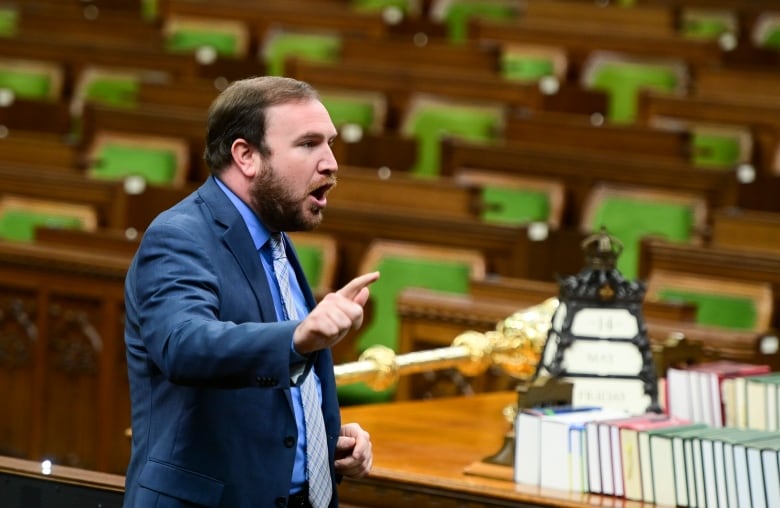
left=284, top=436, right=295, bottom=448
left=275, top=496, right=286, bottom=507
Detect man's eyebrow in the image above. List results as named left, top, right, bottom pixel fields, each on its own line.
left=295, top=131, right=338, bottom=142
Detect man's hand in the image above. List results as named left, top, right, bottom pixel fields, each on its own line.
left=293, top=271, right=379, bottom=354
left=334, top=422, right=372, bottom=478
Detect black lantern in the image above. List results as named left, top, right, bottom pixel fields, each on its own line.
left=537, top=228, right=660, bottom=414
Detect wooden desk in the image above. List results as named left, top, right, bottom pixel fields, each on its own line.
left=338, top=392, right=647, bottom=508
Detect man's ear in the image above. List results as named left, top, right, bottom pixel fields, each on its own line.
left=231, top=138, right=258, bottom=178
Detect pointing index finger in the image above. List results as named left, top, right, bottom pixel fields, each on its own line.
left=337, top=271, right=380, bottom=300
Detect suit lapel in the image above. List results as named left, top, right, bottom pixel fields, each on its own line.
left=197, top=178, right=278, bottom=322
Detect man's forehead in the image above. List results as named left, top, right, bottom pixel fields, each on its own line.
left=266, top=100, right=336, bottom=137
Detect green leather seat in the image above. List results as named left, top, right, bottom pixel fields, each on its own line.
left=587, top=195, right=701, bottom=280
left=165, top=20, right=248, bottom=58
left=0, top=7, right=18, bottom=37
left=0, top=61, right=61, bottom=101
left=337, top=242, right=484, bottom=405
left=691, top=131, right=743, bottom=169
left=680, top=12, right=734, bottom=40
left=80, top=74, right=139, bottom=109
left=0, top=210, right=84, bottom=242
left=587, top=61, right=682, bottom=123
left=657, top=289, right=758, bottom=330
left=263, top=32, right=341, bottom=77
left=350, top=0, right=413, bottom=13
left=754, top=17, right=780, bottom=49
left=501, top=53, right=555, bottom=82
left=480, top=187, right=551, bottom=225
left=320, top=94, right=383, bottom=132
left=436, top=0, right=518, bottom=44
left=403, top=101, right=502, bottom=177
left=88, top=140, right=185, bottom=186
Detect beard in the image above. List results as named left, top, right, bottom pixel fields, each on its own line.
left=249, top=161, right=325, bottom=232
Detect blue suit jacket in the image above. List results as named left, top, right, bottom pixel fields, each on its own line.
left=123, top=177, right=341, bottom=507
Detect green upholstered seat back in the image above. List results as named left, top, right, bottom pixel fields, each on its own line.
left=263, top=32, right=341, bottom=76
left=350, top=0, right=413, bottom=12
left=166, top=28, right=243, bottom=58
left=321, top=95, right=378, bottom=131
left=0, top=64, right=57, bottom=100
left=681, top=13, right=733, bottom=40
left=589, top=197, right=697, bottom=280
left=691, top=131, right=742, bottom=168
left=501, top=53, right=556, bottom=82
left=404, top=103, right=501, bottom=177
left=89, top=143, right=181, bottom=186
left=294, top=245, right=325, bottom=292
left=656, top=289, right=758, bottom=330
left=0, top=7, right=18, bottom=37
left=141, top=0, right=159, bottom=21
left=440, top=1, right=517, bottom=44
left=588, top=62, right=681, bottom=123
left=0, top=210, right=85, bottom=242
left=82, top=75, right=139, bottom=109
left=338, top=253, right=477, bottom=404
left=480, top=187, right=551, bottom=225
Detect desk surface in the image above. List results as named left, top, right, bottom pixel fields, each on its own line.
left=339, top=391, right=651, bottom=508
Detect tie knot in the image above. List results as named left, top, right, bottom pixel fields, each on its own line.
left=269, top=233, right=286, bottom=261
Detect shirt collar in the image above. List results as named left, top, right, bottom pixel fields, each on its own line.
left=213, top=176, right=271, bottom=251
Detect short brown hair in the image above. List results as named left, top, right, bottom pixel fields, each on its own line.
left=204, top=76, right=319, bottom=173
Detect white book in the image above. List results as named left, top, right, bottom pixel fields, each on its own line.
left=538, top=408, right=625, bottom=492
left=762, top=447, right=780, bottom=508
left=746, top=443, right=768, bottom=508
left=514, top=405, right=600, bottom=486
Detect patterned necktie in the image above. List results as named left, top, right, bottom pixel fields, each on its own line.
left=268, top=233, right=332, bottom=508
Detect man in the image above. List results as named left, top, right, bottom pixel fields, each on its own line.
left=123, top=76, right=378, bottom=508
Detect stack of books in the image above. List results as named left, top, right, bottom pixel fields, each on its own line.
left=513, top=403, right=780, bottom=507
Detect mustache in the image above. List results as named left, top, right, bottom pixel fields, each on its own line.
left=308, top=177, right=338, bottom=194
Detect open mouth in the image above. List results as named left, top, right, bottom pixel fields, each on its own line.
left=309, top=180, right=336, bottom=208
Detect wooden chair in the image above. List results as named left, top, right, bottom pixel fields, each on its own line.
left=454, top=168, right=565, bottom=228
left=337, top=239, right=486, bottom=405
left=580, top=183, right=708, bottom=281
left=287, top=231, right=338, bottom=301
left=401, top=93, right=505, bottom=177
left=645, top=269, right=774, bottom=332
left=261, top=27, right=341, bottom=76
left=0, top=57, right=64, bottom=102
left=162, top=15, right=250, bottom=60
left=319, top=87, right=388, bottom=138
left=710, top=207, right=780, bottom=254
left=500, top=42, right=568, bottom=84
left=429, top=0, right=520, bottom=43
left=0, top=195, right=97, bottom=242
left=70, top=67, right=142, bottom=117
left=580, top=51, right=688, bottom=123
left=85, top=131, right=190, bottom=188
left=752, top=12, right=780, bottom=49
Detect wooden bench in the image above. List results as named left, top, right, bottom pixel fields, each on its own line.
left=440, top=137, right=741, bottom=227
left=637, top=91, right=780, bottom=176
left=317, top=199, right=587, bottom=288
left=286, top=59, right=608, bottom=129
left=161, top=0, right=392, bottom=45
left=0, top=239, right=132, bottom=474
left=471, top=15, right=725, bottom=71
left=0, top=130, right=82, bottom=170
left=80, top=102, right=209, bottom=183
left=710, top=207, right=780, bottom=254
left=638, top=237, right=780, bottom=332
left=504, top=109, right=693, bottom=163
left=0, top=163, right=133, bottom=229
